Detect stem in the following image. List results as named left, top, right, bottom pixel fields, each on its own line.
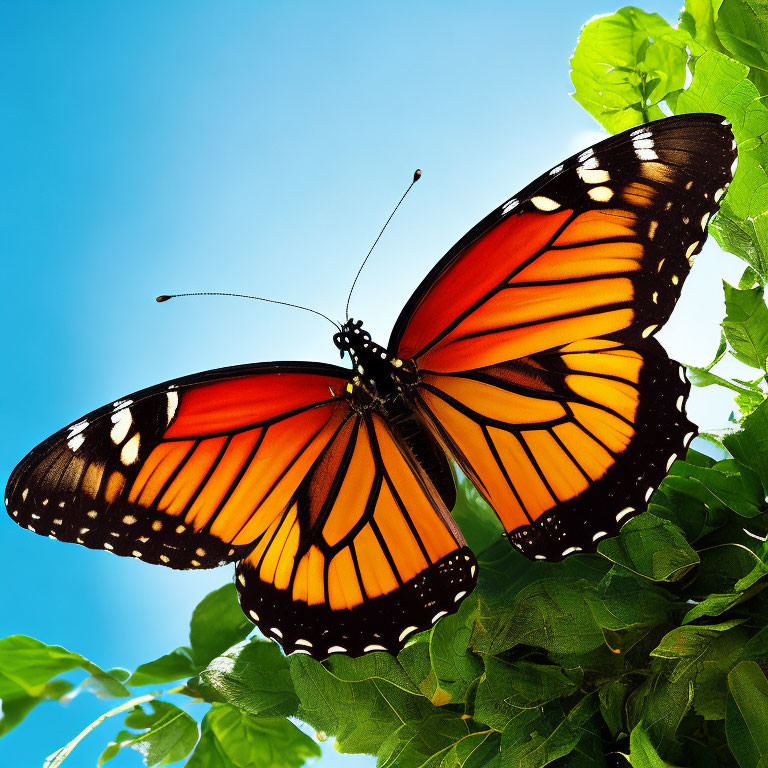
left=45, top=686, right=186, bottom=768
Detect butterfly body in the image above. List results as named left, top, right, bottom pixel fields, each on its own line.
left=6, top=114, right=737, bottom=659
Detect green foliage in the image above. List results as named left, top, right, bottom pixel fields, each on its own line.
left=5, top=2, right=768, bottom=767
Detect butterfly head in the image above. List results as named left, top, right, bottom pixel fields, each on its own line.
left=333, top=318, right=372, bottom=360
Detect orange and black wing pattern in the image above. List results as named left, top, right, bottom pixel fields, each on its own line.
left=5, top=362, right=475, bottom=658
left=5, top=363, right=352, bottom=569
left=390, top=114, right=736, bottom=559
left=235, top=410, right=475, bottom=658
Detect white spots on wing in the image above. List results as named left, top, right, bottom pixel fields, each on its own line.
left=138, top=536, right=149, bottom=543
left=195, top=547, right=206, bottom=557
left=67, top=434, right=85, bottom=452
left=642, top=324, right=658, bottom=338
left=561, top=546, right=583, bottom=556
left=685, top=180, right=694, bottom=190
left=578, top=147, right=596, bottom=164
left=249, top=609, right=260, bottom=622
left=652, top=291, right=659, bottom=304
left=577, top=167, right=610, bottom=184
left=648, top=220, right=658, bottom=240
left=399, top=626, right=418, bottom=642
left=120, top=433, right=140, bottom=465
left=676, top=394, right=685, bottom=412
left=588, top=186, right=613, bottom=202
left=701, top=212, right=711, bottom=231
left=715, top=187, right=726, bottom=202
left=58, top=501, right=65, bottom=508
left=684, top=431, right=695, bottom=446
left=238, top=573, right=246, bottom=586
left=454, top=590, right=467, bottom=603
left=636, top=148, right=659, bottom=161
left=42, top=499, right=49, bottom=506
left=549, top=164, right=564, bottom=176
left=685, top=241, right=700, bottom=263
left=295, top=638, right=312, bottom=647
left=534, top=554, right=547, bottom=560
left=292, top=649, right=311, bottom=656
left=176, top=524, right=186, bottom=534
left=502, top=198, right=519, bottom=215
left=79, top=527, right=89, bottom=534
left=87, top=510, right=98, bottom=518
left=27, top=525, right=36, bottom=532
left=191, top=560, right=201, bottom=567
left=67, top=420, right=89, bottom=438
left=592, top=531, right=608, bottom=542
left=12, top=510, right=18, bottom=517
left=431, top=611, right=448, bottom=624
left=110, top=408, right=132, bottom=444
left=112, top=399, right=134, bottom=411
left=470, top=565, right=476, bottom=578
left=666, top=453, right=678, bottom=471
left=104, top=542, right=114, bottom=550
left=21, top=488, right=28, bottom=502
left=531, top=196, right=561, bottom=211
left=53, top=519, right=62, bottom=525
left=731, top=156, right=739, bottom=175
left=678, top=366, right=686, bottom=382
left=616, top=506, right=635, bottom=522
left=132, top=550, right=142, bottom=558
left=364, top=644, right=388, bottom=652
left=109, top=531, right=119, bottom=537
left=76, top=537, right=83, bottom=543
left=160, top=554, right=170, bottom=563
left=31, top=513, right=40, bottom=520
left=166, top=391, right=179, bottom=424
left=327, top=645, right=346, bottom=654
left=645, top=486, right=655, bottom=502
left=122, top=515, right=136, bottom=525
left=672, top=274, right=679, bottom=286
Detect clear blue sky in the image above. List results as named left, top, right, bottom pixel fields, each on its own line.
left=0, top=1, right=745, bottom=765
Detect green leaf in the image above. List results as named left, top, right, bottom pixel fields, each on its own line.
left=627, top=723, right=675, bottom=767
left=377, top=711, right=478, bottom=768
left=189, top=584, right=253, bottom=669
left=474, top=657, right=578, bottom=732
left=452, top=470, right=505, bottom=553
left=570, top=7, right=689, bottom=132
left=679, top=0, right=728, bottom=55
left=724, top=398, right=768, bottom=490
left=586, top=567, right=673, bottom=630
left=472, top=577, right=604, bottom=656
left=198, top=639, right=299, bottom=717
left=726, top=661, right=768, bottom=768
left=98, top=700, right=198, bottom=767
left=716, top=0, right=768, bottom=71
left=399, top=594, right=483, bottom=706
left=289, top=654, right=431, bottom=755
left=722, top=282, right=768, bottom=369
left=420, top=730, right=500, bottom=768
left=0, top=678, right=74, bottom=737
left=597, top=513, right=699, bottom=581
left=710, top=204, right=768, bottom=284
left=0, top=635, right=103, bottom=699
left=128, top=648, right=197, bottom=687
left=500, top=694, right=600, bottom=768
left=186, top=703, right=320, bottom=768
left=599, top=681, right=629, bottom=738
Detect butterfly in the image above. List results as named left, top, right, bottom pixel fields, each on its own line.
left=5, top=113, right=736, bottom=660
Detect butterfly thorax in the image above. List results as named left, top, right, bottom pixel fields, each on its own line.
left=333, top=319, right=418, bottom=407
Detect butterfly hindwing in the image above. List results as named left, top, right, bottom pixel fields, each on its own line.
left=235, top=411, right=476, bottom=659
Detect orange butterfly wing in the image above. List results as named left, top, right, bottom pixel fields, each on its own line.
left=6, top=362, right=474, bottom=658
left=390, top=114, right=736, bottom=558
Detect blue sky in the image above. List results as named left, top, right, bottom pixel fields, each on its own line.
left=0, top=1, right=746, bottom=766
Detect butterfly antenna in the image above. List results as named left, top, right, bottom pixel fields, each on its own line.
left=344, top=169, right=421, bottom=320
left=156, top=292, right=342, bottom=331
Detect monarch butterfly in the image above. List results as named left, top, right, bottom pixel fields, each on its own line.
left=5, top=114, right=735, bottom=660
